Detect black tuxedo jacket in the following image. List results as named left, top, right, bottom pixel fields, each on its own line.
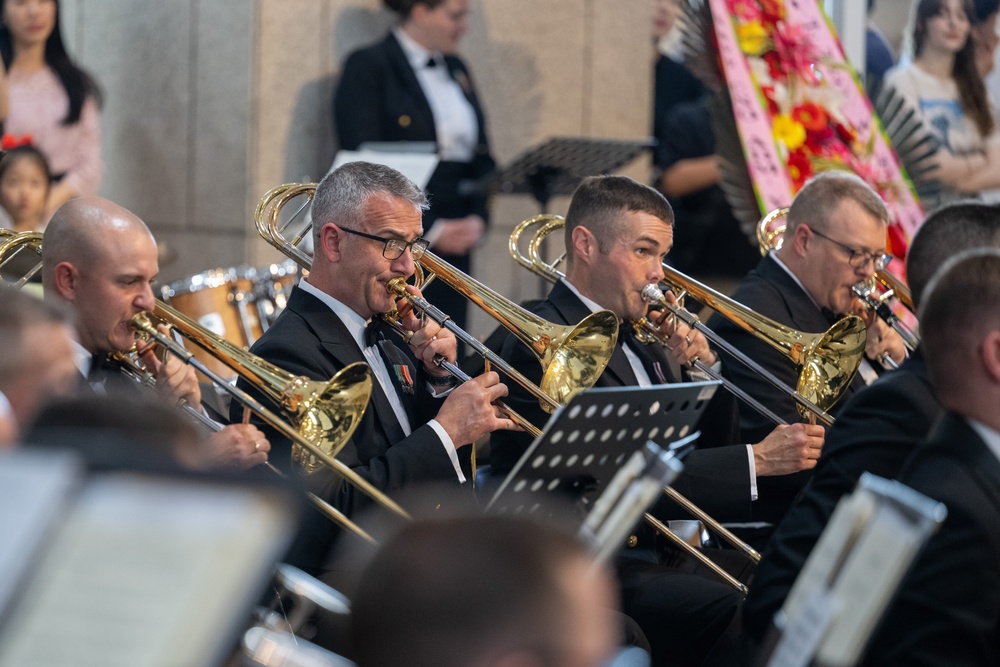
left=862, top=413, right=1000, bottom=666
left=706, top=253, right=874, bottom=525
left=742, top=348, right=942, bottom=643
left=489, top=280, right=757, bottom=521
left=231, top=286, right=461, bottom=569
left=333, top=33, right=495, bottom=227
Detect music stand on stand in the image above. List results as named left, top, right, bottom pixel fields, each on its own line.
left=486, top=382, right=719, bottom=553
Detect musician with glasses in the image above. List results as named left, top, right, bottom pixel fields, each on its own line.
left=233, top=161, right=514, bottom=576
left=40, top=197, right=272, bottom=472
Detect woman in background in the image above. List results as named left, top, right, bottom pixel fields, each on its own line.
left=1, top=0, right=101, bottom=219
left=885, top=0, right=1000, bottom=201
left=334, top=0, right=494, bottom=335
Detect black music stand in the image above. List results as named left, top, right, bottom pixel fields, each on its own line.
left=492, top=136, right=655, bottom=212
left=486, top=382, right=719, bottom=532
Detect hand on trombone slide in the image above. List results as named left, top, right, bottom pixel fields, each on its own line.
left=390, top=283, right=458, bottom=380
left=647, top=294, right=718, bottom=367
left=852, top=301, right=907, bottom=368
left=135, top=323, right=203, bottom=408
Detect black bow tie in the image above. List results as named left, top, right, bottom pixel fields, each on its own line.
left=619, top=321, right=637, bottom=348
left=425, top=56, right=438, bottom=68
left=87, top=352, right=120, bottom=382
left=820, top=308, right=841, bottom=326
left=364, top=319, right=384, bottom=348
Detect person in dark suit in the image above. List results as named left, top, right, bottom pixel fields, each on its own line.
left=41, top=197, right=270, bottom=472
left=333, top=0, right=495, bottom=335
left=706, top=172, right=907, bottom=525
left=741, top=201, right=1000, bottom=646
left=233, top=161, right=513, bottom=573
left=860, top=248, right=1000, bottom=666
left=489, top=175, right=825, bottom=667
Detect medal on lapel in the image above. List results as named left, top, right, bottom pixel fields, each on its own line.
left=393, top=363, right=415, bottom=395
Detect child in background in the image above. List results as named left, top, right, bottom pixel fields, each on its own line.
left=0, top=143, right=51, bottom=232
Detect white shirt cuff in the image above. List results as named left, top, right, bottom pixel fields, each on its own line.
left=746, top=444, right=758, bottom=501
left=428, top=419, right=467, bottom=483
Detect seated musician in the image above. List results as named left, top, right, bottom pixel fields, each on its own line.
left=741, top=201, right=1000, bottom=647
left=41, top=197, right=270, bottom=471
left=232, top=161, right=515, bottom=573
left=489, top=174, right=823, bottom=666
left=861, top=249, right=1000, bottom=666
left=0, top=286, right=77, bottom=446
left=706, top=171, right=905, bottom=520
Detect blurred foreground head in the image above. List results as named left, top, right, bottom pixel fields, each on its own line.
left=350, top=514, right=620, bottom=667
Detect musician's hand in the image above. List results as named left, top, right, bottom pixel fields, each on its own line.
left=430, top=215, right=486, bottom=255
left=865, top=317, right=906, bottom=367
left=395, top=285, right=458, bottom=374
left=752, top=423, right=825, bottom=476
left=435, top=371, right=517, bottom=446
left=199, top=424, right=270, bottom=471
left=138, top=325, right=201, bottom=407
left=648, top=302, right=717, bottom=367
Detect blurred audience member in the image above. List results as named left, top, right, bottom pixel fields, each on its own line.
left=1, top=0, right=102, bottom=219
left=350, top=514, right=622, bottom=667
left=866, top=0, right=897, bottom=85
left=0, top=143, right=51, bottom=232
left=652, top=0, right=705, bottom=131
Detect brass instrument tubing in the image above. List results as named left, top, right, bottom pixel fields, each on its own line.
left=130, top=315, right=411, bottom=521
left=643, top=513, right=749, bottom=596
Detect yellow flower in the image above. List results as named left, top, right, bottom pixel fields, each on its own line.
left=773, top=114, right=806, bottom=150
left=736, top=21, right=769, bottom=56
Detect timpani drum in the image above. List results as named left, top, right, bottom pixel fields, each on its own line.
left=160, top=267, right=264, bottom=379
left=254, top=259, right=301, bottom=330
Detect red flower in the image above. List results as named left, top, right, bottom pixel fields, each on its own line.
left=803, top=125, right=835, bottom=151
left=760, top=0, right=785, bottom=22
left=763, top=51, right=785, bottom=81
left=788, top=149, right=813, bottom=189
left=833, top=120, right=856, bottom=146
left=760, top=85, right=780, bottom=116
left=791, top=102, right=828, bottom=132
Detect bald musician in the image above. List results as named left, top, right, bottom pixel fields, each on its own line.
left=41, top=197, right=270, bottom=472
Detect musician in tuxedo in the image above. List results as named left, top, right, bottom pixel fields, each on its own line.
left=489, top=175, right=824, bottom=666
left=742, top=201, right=1000, bottom=646
left=0, top=286, right=77, bottom=446
left=334, top=0, right=495, bottom=335
left=41, top=197, right=270, bottom=471
left=706, top=172, right=906, bottom=525
left=233, top=161, right=513, bottom=573
left=860, top=249, right=1000, bottom=666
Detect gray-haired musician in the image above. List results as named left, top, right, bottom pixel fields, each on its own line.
left=232, top=161, right=514, bottom=574
left=41, top=196, right=270, bottom=471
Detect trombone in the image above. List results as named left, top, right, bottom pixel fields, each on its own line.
left=113, top=346, right=379, bottom=544
left=513, top=215, right=867, bottom=425
left=758, top=207, right=919, bottom=357
left=0, top=229, right=43, bottom=287
left=255, top=183, right=619, bottom=414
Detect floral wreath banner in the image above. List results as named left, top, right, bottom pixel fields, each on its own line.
left=709, top=0, right=924, bottom=254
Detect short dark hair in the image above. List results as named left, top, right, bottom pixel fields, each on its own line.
left=906, top=201, right=1000, bottom=308
left=350, top=515, right=597, bottom=667
left=310, top=162, right=427, bottom=249
left=0, top=145, right=52, bottom=188
left=0, top=287, right=70, bottom=385
left=919, top=249, right=1000, bottom=399
left=786, top=171, right=889, bottom=236
left=565, top=175, right=674, bottom=255
left=382, top=0, right=447, bottom=17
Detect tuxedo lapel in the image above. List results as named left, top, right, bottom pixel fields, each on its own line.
left=289, top=288, right=407, bottom=445
left=384, top=33, right=436, bottom=140
left=937, top=415, right=1000, bottom=518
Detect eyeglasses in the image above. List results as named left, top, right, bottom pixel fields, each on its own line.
left=338, top=226, right=429, bottom=260
left=808, top=226, right=890, bottom=271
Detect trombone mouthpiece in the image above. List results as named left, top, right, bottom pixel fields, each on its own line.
left=129, top=312, right=155, bottom=334
left=642, top=284, right=666, bottom=305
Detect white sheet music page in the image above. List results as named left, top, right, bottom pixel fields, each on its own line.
left=330, top=147, right=439, bottom=189
left=0, top=451, right=81, bottom=618
left=0, top=474, right=294, bottom=667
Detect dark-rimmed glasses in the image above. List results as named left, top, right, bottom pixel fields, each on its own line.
left=339, top=226, right=429, bottom=260
left=807, top=226, right=890, bottom=271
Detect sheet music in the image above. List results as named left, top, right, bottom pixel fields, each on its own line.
left=0, top=474, right=295, bottom=667
left=0, top=451, right=81, bottom=620
left=330, top=148, right=439, bottom=189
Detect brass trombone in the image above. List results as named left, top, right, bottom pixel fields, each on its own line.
left=513, top=215, right=867, bottom=424
left=255, top=183, right=619, bottom=414
left=112, top=345, right=379, bottom=544
left=0, top=229, right=43, bottom=287
left=757, top=207, right=919, bottom=355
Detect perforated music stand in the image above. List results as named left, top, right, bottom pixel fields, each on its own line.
left=491, top=137, right=655, bottom=212
left=486, top=382, right=719, bottom=526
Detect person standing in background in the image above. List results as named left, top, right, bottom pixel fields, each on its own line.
left=0, top=0, right=102, bottom=221
left=334, top=0, right=494, bottom=337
